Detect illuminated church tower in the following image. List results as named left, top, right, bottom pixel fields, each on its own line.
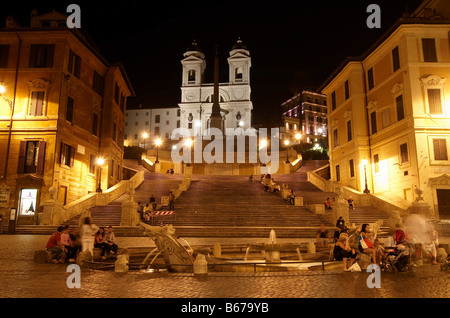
left=179, top=38, right=253, bottom=136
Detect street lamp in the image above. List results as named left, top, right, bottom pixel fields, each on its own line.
left=155, top=138, right=162, bottom=163
left=295, top=133, right=301, bottom=143
left=0, top=84, right=14, bottom=180
left=96, top=157, right=104, bottom=193
left=284, top=140, right=290, bottom=163
left=184, top=138, right=193, bottom=166
left=362, top=159, right=370, bottom=194
left=142, top=132, right=148, bottom=149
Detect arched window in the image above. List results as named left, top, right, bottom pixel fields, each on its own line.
left=235, top=67, right=243, bottom=82
left=188, top=70, right=196, bottom=83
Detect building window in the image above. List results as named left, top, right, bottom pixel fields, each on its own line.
left=349, top=159, right=355, bottom=178
left=66, top=96, right=74, bottom=123
left=17, top=140, right=46, bottom=175
left=177, top=109, right=181, bottom=117
left=428, top=89, right=443, bottom=114
left=29, top=44, right=54, bottom=68
left=188, top=123, right=193, bottom=129
left=344, top=80, right=349, bottom=100
left=374, top=154, right=380, bottom=174
left=392, top=46, right=400, bottom=72
left=400, top=143, right=408, bottom=164
left=155, top=127, right=160, bottom=135
left=433, top=139, right=448, bottom=161
left=68, top=49, right=81, bottom=78
left=177, top=120, right=180, bottom=128
left=166, top=120, right=170, bottom=125
left=188, top=70, right=196, bottom=82
left=235, top=67, right=243, bottom=82
left=396, top=95, right=405, bottom=121
left=347, top=120, right=352, bottom=142
left=19, top=189, right=38, bottom=216
left=29, top=91, right=45, bottom=116
left=0, top=45, right=9, bottom=68
left=60, top=143, right=75, bottom=167
left=422, top=38, right=437, bottom=62
left=370, top=111, right=377, bottom=135
left=155, top=115, right=160, bottom=124
left=335, top=165, right=340, bottom=182
left=331, top=91, right=336, bottom=110
left=333, top=129, right=338, bottom=148
left=134, top=134, right=138, bottom=140
left=367, top=68, right=374, bottom=91
left=381, top=109, right=391, bottom=129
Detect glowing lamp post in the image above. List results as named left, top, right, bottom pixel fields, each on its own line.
left=362, top=159, right=370, bottom=194
left=184, top=138, right=193, bottom=166
left=155, top=138, right=162, bottom=163
left=142, top=132, right=148, bottom=149
left=96, top=158, right=105, bottom=193
left=284, top=140, right=290, bottom=163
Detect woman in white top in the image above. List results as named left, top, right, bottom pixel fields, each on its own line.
left=80, top=217, right=99, bottom=255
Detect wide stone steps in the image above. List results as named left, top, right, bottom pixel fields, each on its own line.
left=13, top=225, right=146, bottom=237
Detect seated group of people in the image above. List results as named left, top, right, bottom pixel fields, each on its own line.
left=331, top=220, right=441, bottom=271
left=253, top=174, right=296, bottom=204
left=138, top=195, right=158, bottom=221
left=45, top=220, right=118, bottom=263
left=323, top=197, right=356, bottom=210
left=45, top=225, right=81, bottom=264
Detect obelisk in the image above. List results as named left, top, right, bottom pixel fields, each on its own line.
left=209, top=45, right=223, bottom=132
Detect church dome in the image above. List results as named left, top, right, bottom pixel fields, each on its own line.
left=186, top=40, right=203, bottom=53
left=231, top=38, right=247, bottom=51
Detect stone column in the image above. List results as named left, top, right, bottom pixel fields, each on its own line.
left=41, top=187, right=64, bottom=225
left=333, top=187, right=350, bottom=226
left=121, top=181, right=139, bottom=226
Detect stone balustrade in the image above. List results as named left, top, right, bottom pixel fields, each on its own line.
left=41, top=171, right=145, bottom=226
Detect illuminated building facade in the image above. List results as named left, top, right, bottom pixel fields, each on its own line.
left=0, top=11, right=134, bottom=225
left=320, top=0, right=450, bottom=219
left=281, top=90, right=328, bottom=144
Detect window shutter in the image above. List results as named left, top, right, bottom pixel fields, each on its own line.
left=428, top=89, right=442, bottom=114
left=29, top=45, right=37, bottom=68
left=36, top=141, right=46, bottom=175
left=45, top=45, right=55, bottom=67
left=70, top=146, right=75, bottom=167
left=17, top=141, right=27, bottom=174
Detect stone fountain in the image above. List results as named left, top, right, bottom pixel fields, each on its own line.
left=246, top=229, right=299, bottom=263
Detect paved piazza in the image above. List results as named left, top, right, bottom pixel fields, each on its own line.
left=1, top=235, right=449, bottom=301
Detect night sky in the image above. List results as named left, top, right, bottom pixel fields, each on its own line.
left=2, top=0, right=423, bottom=124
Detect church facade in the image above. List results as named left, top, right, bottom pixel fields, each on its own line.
left=178, top=39, right=253, bottom=136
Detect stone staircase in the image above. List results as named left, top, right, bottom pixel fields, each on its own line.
left=13, top=160, right=392, bottom=239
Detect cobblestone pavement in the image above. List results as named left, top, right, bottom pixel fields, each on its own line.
left=1, top=235, right=449, bottom=300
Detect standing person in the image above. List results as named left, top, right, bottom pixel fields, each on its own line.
left=324, top=198, right=332, bottom=210
left=358, top=224, right=377, bottom=265
left=149, top=195, right=156, bottom=210
left=137, top=202, right=144, bottom=220
left=80, top=217, right=99, bottom=257
left=104, top=226, right=119, bottom=256
left=46, top=226, right=66, bottom=263
left=333, top=233, right=357, bottom=271
left=336, top=216, right=346, bottom=231
left=169, top=191, right=175, bottom=210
